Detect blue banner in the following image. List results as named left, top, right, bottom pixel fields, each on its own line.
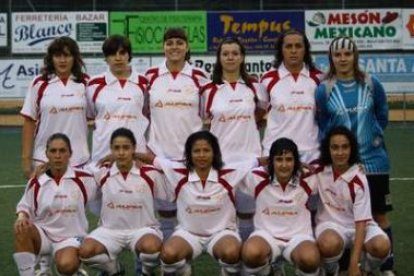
left=207, top=11, right=304, bottom=53
left=314, top=54, right=414, bottom=93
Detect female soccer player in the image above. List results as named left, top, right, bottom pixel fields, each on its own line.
left=21, top=37, right=89, bottom=179
left=137, top=130, right=257, bottom=275
left=315, top=36, right=395, bottom=275
left=311, top=126, right=390, bottom=275
left=202, top=37, right=267, bottom=241
left=79, top=128, right=167, bottom=276
left=261, top=30, right=322, bottom=164
left=241, top=138, right=320, bottom=276
left=86, top=35, right=149, bottom=168
left=145, top=27, right=209, bottom=241
left=13, top=133, right=96, bottom=276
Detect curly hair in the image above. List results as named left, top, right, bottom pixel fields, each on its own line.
left=41, top=36, right=85, bottom=82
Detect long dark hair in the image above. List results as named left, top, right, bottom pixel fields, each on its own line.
left=267, top=138, right=300, bottom=183
left=184, top=131, right=223, bottom=171
left=41, top=36, right=85, bottom=82
left=273, top=29, right=315, bottom=70
left=325, top=36, right=365, bottom=83
left=163, top=27, right=191, bottom=61
left=212, top=37, right=253, bottom=89
left=319, top=126, right=360, bottom=166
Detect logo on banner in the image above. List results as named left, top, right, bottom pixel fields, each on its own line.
left=14, top=24, right=73, bottom=46
left=307, top=11, right=399, bottom=39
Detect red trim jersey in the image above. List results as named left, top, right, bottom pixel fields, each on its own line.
left=95, top=164, right=168, bottom=230
left=145, top=61, right=209, bottom=160
left=16, top=168, right=97, bottom=241
left=241, top=167, right=315, bottom=240
left=306, top=164, right=373, bottom=229
left=153, top=157, right=256, bottom=236
left=20, top=75, right=90, bottom=166
left=261, top=64, right=322, bottom=162
left=87, top=70, right=149, bottom=161
left=202, top=80, right=266, bottom=163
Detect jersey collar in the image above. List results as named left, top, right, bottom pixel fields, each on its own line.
left=159, top=60, right=193, bottom=77
left=48, top=74, right=75, bottom=84
left=37, top=166, right=76, bottom=185
left=329, top=164, right=360, bottom=183
left=105, top=67, right=139, bottom=85
left=188, top=168, right=218, bottom=183
left=279, top=62, right=310, bottom=79
left=109, top=163, right=140, bottom=177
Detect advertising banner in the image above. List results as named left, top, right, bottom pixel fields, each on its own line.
left=305, top=9, right=402, bottom=51
left=110, top=11, right=207, bottom=53
left=0, top=13, right=7, bottom=47
left=207, top=11, right=304, bottom=53
left=0, top=57, right=150, bottom=98
left=12, top=12, right=108, bottom=54
left=314, top=54, right=414, bottom=93
left=402, top=9, right=414, bottom=49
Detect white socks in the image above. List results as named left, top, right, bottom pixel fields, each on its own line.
left=13, top=252, right=36, bottom=276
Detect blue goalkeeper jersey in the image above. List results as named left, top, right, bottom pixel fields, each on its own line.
left=315, top=76, right=390, bottom=174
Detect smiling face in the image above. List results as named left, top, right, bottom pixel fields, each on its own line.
left=329, top=134, right=351, bottom=173
left=273, top=151, right=295, bottom=184
left=111, top=136, right=135, bottom=171
left=220, top=42, right=243, bottom=75
left=282, top=34, right=305, bottom=72
left=52, top=47, right=74, bottom=78
left=105, top=48, right=130, bottom=77
left=191, top=139, right=214, bottom=171
left=331, top=48, right=355, bottom=79
left=164, top=37, right=188, bottom=65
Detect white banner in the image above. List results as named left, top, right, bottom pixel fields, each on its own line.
left=12, top=12, right=108, bottom=54
left=153, top=55, right=274, bottom=79
left=402, top=9, right=414, bottom=49
left=0, top=13, right=7, bottom=47
left=0, top=57, right=150, bottom=98
left=305, top=9, right=402, bottom=51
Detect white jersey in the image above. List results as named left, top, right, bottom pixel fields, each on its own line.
left=145, top=61, right=209, bottom=160
left=306, top=164, right=372, bottom=229
left=86, top=70, right=149, bottom=161
left=154, top=157, right=256, bottom=236
left=202, top=80, right=266, bottom=164
left=261, top=63, right=322, bottom=163
left=95, top=164, right=168, bottom=230
left=241, top=167, right=315, bottom=241
left=16, top=167, right=97, bottom=241
left=20, top=74, right=90, bottom=166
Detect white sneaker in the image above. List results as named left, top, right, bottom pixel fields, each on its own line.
left=34, top=269, right=52, bottom=276
left=75, top=267, right=89, bottom=276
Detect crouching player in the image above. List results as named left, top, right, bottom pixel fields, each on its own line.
left=309, top=126, right=390, bottom=275
left=240, top=138, right=320, bottom=276
left=79, top=128, right=168, bottom=276
left=13, top=133, right=96, bottom=276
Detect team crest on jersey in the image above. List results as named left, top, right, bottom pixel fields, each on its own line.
left=154, top=100, right=163, bottom=108
left=50, top=107, right=58, bottom=114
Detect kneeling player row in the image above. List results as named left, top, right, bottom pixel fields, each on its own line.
left=13, top=127, right=390, bottom=275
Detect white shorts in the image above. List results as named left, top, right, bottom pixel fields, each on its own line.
left=87, top=226, right=162, bottom=259
left=172, top=228, right=241, bottom=260
left=250, top=229, right=315, bottom=264
left=235, top=187, right=256, bottom=214
left=36, top=224, right=83, bottom=257
left=315, top=221, right=387, bottom=248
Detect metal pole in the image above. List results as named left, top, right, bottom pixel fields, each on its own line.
left=175, top=0, right=178, bottom=11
